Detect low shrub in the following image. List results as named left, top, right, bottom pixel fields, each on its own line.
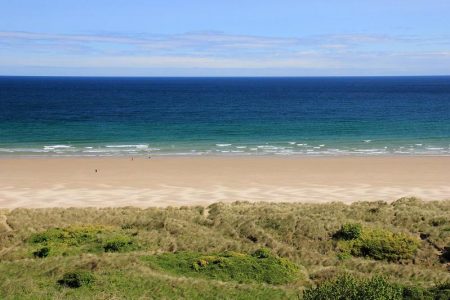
left=304, top=274, right=449, bottom=300
left=57, top=271, right=95, bottom=288
left=336, top=226, right=419, bottom=261
left=402, top=286, right=434, bottom=299
left=336, top=252, right=352, bottom=260
left=304, top=274, right=403, bottom=300
left=28, top=225, right=138, bottom=256
left=333, top=223, right=362, bottom=240
left=252, top=247, right=272, bottom=258
left=430, top=217, right=448, bottom=227
left=143, top=249, right=300, bottom=284
left=32, top=247, right=50, bottom=258
left=103, top=235, right=135, bottom=252
left=430, top=281, right=450, bottom=300
left=29, top=226, right=106, bottom=246
left=441, top=246, right=450, bottom=262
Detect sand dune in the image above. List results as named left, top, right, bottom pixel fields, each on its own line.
left=0, top=156, right=449, bottom=208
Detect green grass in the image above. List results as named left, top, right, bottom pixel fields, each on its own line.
left=0, top=255, right=298, bottom=299
left=27, top=225, right=139, bottom=257
left=0, top=197, right=449, bottom=299
left=143, top=248, right=300, bottom=284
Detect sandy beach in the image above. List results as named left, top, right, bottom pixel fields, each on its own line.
left=0, top=156, right=448, bottom=208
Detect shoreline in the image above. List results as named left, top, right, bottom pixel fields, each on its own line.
left=0, top=156, right=449, bottom=208
left=0, top=153, right=450, bottom=161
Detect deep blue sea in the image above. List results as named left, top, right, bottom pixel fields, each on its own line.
left=0, top=76, right=449, bottom=156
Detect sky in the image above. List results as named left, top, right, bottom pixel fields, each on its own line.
left=0, top=0, right=450, bottom=76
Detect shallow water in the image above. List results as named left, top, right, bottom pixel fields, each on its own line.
left=1, top=76, right=449, bottom=156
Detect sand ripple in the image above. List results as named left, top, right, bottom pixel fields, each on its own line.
left=1, top=184, right=449, bottom=208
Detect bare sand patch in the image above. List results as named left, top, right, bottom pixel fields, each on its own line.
left=0, top=156, right=449, bottom=208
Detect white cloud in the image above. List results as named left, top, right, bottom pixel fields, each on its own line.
left=0, top=30, right=449, bottom=75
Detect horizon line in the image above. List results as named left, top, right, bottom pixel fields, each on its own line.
left=1, top=74, right=450, bottom=78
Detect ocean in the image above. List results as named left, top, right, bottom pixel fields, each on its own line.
left=0, top=76, right=449, bottom=157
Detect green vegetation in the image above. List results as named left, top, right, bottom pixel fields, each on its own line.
left=333, top=223, right=362, bottom=240
left=0, top=197, right=449, bottom=299
left=335, top=226, right=420, bottom=261
left=304, top=274, right=403, bottom=300
left=143, top=248, right=300, bottom=284
left=103, top=235, right=136, bottom=252
left=304, top=274, right=450, bottom=300
left=442, top=246, right=450, bottom=262
left=32, top=246, right=50, bottom=258
left=57, top=271, right=95, bottom=288
left=430, top=281, right=450, bottom=300
left=27, top=225, right=139, bottom=257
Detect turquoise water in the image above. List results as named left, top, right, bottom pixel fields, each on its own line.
left=0, top=76, right=449, bottom=156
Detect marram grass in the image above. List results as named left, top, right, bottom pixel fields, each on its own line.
left=0, top=197, right=449, bottom=299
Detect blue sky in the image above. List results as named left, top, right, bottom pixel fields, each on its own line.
left=1, top=0, right=449, bottom=76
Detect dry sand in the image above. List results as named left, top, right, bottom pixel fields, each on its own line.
left=0, top=156, right=449, bottom=208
